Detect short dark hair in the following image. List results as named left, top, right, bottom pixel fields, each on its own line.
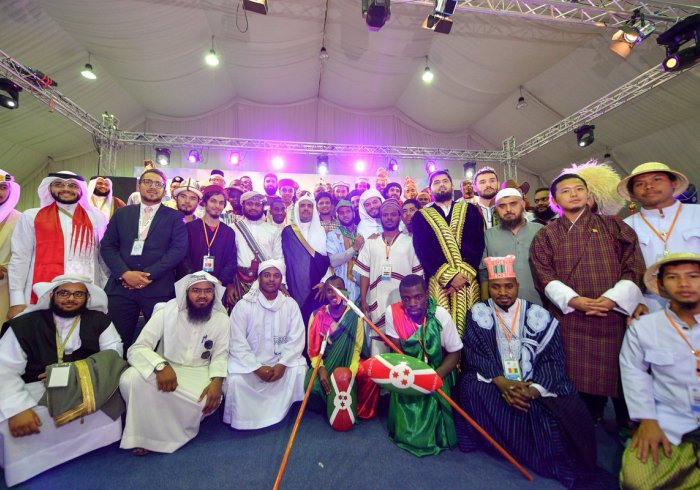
left=347, top=190, right=363, bottom=200
left=627, top=171, right=677, bottom=196
left=263, top=173, right=278, bottom=181
left=140, top=168, right=167, bottom=184
left=202, top=188, right=226, bottom=204
left=534, top=187, right=550, bottom=196
left=399, top=274, right=427, bottom=293
left=382, top=182, right=403, bottom=199
left=550, top=173, right=587, bottom=196
left=658, top=260, right=700, bottom=279
left=315, top=191, right=333, bottom=204
left=428, top=170, right=452, bottom=187
left=268, top=196, right=284, bottom=205
left=326, top=275, right=346, bottom=289
left=402, top=198, right=422, bottom=210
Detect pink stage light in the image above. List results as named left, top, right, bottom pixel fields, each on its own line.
left=272, top=156, right=285, bottom=170
left=187, top=150, right=201, bottom=164
left=425, top=160, right=437, bottom=174
left=388, top=159, right=399, bottom=172
left=354, top=159, right=366, bottom=172
left=228, top=152, right=240, bottom=166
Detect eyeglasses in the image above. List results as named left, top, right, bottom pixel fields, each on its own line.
left=140, top=179, right=165, bottom=189
left=51, top=181, right=80, bottom=190
left=190, top=287, right=215, bottom=295
left=54, top=290, right=88, bottom=299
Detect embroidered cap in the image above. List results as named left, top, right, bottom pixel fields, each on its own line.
left=483, top=255, right=517, bottom=280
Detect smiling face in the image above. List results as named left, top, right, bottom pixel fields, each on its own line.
left=204, top=192, right=226, bottom=219
left=50, top=282, right=89, bottom=317
left=316, top=196, right=333, bottom=216
left=299, top=201, right=314, bottom=223
left=336, top=206, right=354, bottom=227
left=363, top=197, right=382, bottom=219
left=334, top=185, right=349, bottom=202
left=50, top=179, right=82, bottom=205
left=279, top=185, right=296, bottom=205
left=386, top=185, right=402, bottom=200
left=259, top=267, right=283, bottom=297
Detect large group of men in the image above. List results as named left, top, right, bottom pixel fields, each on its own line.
left=0, top=159, right=698, bottom=489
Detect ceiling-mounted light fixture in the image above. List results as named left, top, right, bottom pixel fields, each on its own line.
left=317, top=155, right=329, bottom=175
left=574, top=125, right=595, bottom=147
left=422, top=57, right=434, bottom=84
left=388, top=158, right=399, bottom=172
left=463, top=161, right=477, bottom=179
left=243, top=0, right=268, bottom=15
left=81, top=53, right=97, bottom=80
left=421, top=0, right=456, bottom=34
left=425, top=160, right=437, bottom=174
left=516, top=86, right=527, bottom=110
left=0, top=78, right=22, bottom=109
left=610, top=10, right=656, bottom=58
left=188, top=150, right=201, bottom=164
left=155, top=147, right=171, bottom=166
left=658, top=13, right=700, bottom=72
left=319, top=46, right=329, bottom=62
left=362, top=0, right=391, bottom=31
left=205, top=36, right=220, bottom=67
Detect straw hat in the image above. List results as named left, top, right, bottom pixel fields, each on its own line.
left=618, top=162, right=689, bottom=201
left=643, top=252, right=700, bottom=296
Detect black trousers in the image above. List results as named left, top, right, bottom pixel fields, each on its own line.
left=108, top=293, right=170, bottom=353
left=579, top=392, right=630, bottom=427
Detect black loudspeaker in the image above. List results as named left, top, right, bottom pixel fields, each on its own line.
left=108, top=176, right=138, bottom=203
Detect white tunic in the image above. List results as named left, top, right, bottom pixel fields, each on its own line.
left=232, top=217, right=284, bottom=267
left=120, top=299, right=230, bottom=453
left=620, top=308, right=700, bottom=445
left=0, top=315, right=122, bottom=487
left=224, top=293, right=307, bottom=430
left=8, top=203, right=107, bottom=306
left=624, top=202, right=700, bottom=311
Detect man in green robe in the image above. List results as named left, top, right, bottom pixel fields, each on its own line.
left=385, top=274, right=462, bottom=456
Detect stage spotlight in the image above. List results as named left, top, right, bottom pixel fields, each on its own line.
left=516, top=86, right=527, bottom=110
left=205, top=36, right=220, bottom=67
left=317, top=155, right=329, bottom=175
left=272, top=155, right=284, bottom=170
left=0, top=78, right=21, bottom=110
left=188, top=150, right=201, bottom=164
left=228, top=152, right=241, bottom=166
left=81, top=53, right=97, bottom=80
left=463, top=161, right=476, bottom=179
left=155, top=147, right=171, bottom=166
left=422, top=66, right=434, bottom=83
left=610, top=11, right=656, bottom=58
left=425, top=160, right=437, bottom=174
left=362, top=0, right=391, bottom=32
left=658, top=14, right=700, bottom=71
left=388, top=159, right=399, bottom=172
left=354, top=159, right=367, bottom=172
left=243, top=0, right=268, bottom=15
left=422, top=0, right=456, bottom=34
left=574, top=125, right=595, bottom=147
left=319, top=47, right=329, bottom=62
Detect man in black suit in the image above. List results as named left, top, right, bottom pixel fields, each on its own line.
left=100, top=168, right=188, bottom=350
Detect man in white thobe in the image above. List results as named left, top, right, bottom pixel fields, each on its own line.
left=87, top=176, right=126, bottom=222
left=0, top=275, right=123, bottom=487
left=224, top=259, right=307, bottom=429
left=0, top=170, right=21, bottom=321
left=357, top=189, right=384, bottom=238
left=120, top=271, right=229, bottom=454
left=8, top=171, right=107, bottom=319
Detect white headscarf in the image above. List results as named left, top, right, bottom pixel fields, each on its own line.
left=19, top=274, right=108, bottom=316
left=38, top=171, right=91, bottom=209
left=87, top=176, right=114, bottom=219
left=240, top=259, right=286, bottom=305
left=293, top=195, right=327, bottom=255
left=0, top=169, right=20, bottom=224
left=174, top=271, right=226, bottom=314
left=358, top=189, right=384, bottom=237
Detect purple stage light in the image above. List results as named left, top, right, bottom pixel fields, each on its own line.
left=188, top=150, right=201, bottom=164
left=228, top=152, right=240, bottom=166
left=426, top=160, right=437, bottom=174
left=354, top=159, right=366, bottom=172
left=388, top=159, right=399, bottom=172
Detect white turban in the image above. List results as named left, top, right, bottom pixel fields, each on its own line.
left=0, top=169, right=20, bottom=224
left=358, top=189, right=384, bottom=237
left=259, top=259, right=286, bottom=277
left=293, top=195, right=327, bottom=255
left=19, top=274, right=108, bottom=316
left=494, top=188, right=523, bottom=204
left=174, top=271, right=226, bottom=314
left=38, top=171, right=92, bottom=209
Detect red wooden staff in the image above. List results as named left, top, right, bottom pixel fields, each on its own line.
left=331, top=285, right=534, bottom=482
left=273, top=331, right=330, bottom=490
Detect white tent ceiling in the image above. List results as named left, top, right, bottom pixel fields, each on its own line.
left=1, top=0, right=699, bottom=197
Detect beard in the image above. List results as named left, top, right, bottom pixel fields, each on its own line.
left=478, top=189, right=498, bottom=200
left=433, top=190, right=452, bottom=202
left=678, top=300, right=700, bottom=310
left=500, top=212, right=524, bottom=230
left=93, top=188, right=110, bottom=197
left=244, top=209, right=264, bottom=221
left=534, top=207, right=556, bottom=221
left=50, top=297, right=88, bottom=318
left=186, top=296, right=214, bottom=323
left=51, top=191, right=81, bottom=205
left=178, top=206, right=196, bottom=216
left=264, top=185, right=277, bottom=196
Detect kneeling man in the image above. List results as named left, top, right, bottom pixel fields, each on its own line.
left=619, top=253, right=700, bottom=489
left=457, top=256, right=596, bottom=488
left=120, top=271, right=230, bottom=454
left=0, top=275, right=124, bottom=487
left=224, top=259, right=307, bottom=429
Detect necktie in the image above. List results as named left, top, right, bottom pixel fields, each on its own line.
left=140, top=206, right=154, bottom=240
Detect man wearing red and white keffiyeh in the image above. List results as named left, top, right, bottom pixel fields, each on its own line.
left=7, top=171, right=107, bottom=319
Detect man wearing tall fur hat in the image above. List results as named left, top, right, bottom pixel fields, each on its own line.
left=8, top=171, right=107, bottom=319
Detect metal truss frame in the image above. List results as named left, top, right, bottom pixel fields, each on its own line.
left=400, top=0, right=700, bottom=27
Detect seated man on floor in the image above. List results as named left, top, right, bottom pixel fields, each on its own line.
left=385, top=274, right=462, bottom=457
left=306, top=276, right=379, bottom=424
left=224, top=259, right=307, bottom=430
left=457, top=255, right=596, bottom=488
left=120, top=271, right=230, bottom=455
left=619, top=252, right=700, bottom=489
left=0, top=275, right=124, bottom=487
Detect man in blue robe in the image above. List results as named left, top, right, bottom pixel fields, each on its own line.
left=457, top=255, right=597, bottom=488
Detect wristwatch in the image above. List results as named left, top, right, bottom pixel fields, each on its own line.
left=154, top=361, right=169, bottom=372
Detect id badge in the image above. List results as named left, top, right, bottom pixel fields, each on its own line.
left=131, top=239, right=145, bottom=256
left=381, top=263, right=392, bottom=281
left=503, top=359, right=522, bottom=381
left=48, top=364, right=71, bottom=388
left=690, top=385, right=700, bottom=424
left=203, top=255, right=215, bottom=272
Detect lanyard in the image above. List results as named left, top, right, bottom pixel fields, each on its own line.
left=202, top=219, right=221, bottom=255
left=383, top=233, right=398, bottom=260
left=665, top=310, right=699, bottom=356
left=494, top=300, right=521, bottom=349
left=57, top=206, right=74, bottom=219
left=55, top=317, right=80, bottom=363
left=639, top=204, right=682, bottom=253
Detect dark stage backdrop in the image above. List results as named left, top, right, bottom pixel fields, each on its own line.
left=108, top=176, right=137, bottom=203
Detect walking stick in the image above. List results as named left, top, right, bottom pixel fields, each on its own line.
left=273, top=330, right=330, bottom=490
left=331, top=286, right=534, bottom=482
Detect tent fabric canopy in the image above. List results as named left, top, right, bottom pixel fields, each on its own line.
left=1, top=0, right=698, bottom=203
